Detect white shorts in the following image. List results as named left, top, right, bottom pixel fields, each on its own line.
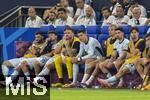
left=35, top=56, right=51, bottom=66
left=8, top=57, right=25, bottom=67
left=45, top=57, right=55, bottom=66
left=23, top=56, right=50, bottom=70
left=124, top=63, right=136, bottom=74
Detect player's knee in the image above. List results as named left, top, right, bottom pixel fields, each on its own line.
left=46, top=63, right=54, bottom=70
left=134, top=59, right=142, bottom=66
left=99, top=63, right=104, bottom=70
left=2, top=61, right=10, bottom=66
left=21, top=61, right=28, bottom=67
left=34, top=61, right=40, bottom=67
left=114, top=61, right=122, bottom=70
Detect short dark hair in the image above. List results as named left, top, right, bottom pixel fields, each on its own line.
left=77, top=30, right=86, bottom=34
left=58, top=7, right=67, bottom=13
left=116, top=5, right=124, bottom=10
left=64, top=26, right=74, bottom=33
left=101, top=7, right=111, bottom=13
left=48, top=30, right=57, bottom=35
left=115, top=27, right=124, bottom=33
left=131, top=0, right=138, bottom=5
left=35, top=31, right=43, bottom=36
left=130, top=27, right=139, bottom=33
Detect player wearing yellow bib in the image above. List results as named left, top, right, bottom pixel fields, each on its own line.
left=53, top=27, right=80, bottom=87
left=98, top=27, right=145, bottom=88
left=33, top=27, right=80, bottom=87
left=2, top=32, right=45, bottom=77
left=135, top=33, right=150, bottom=90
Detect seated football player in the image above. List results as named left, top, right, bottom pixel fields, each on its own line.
left=32, top=27, right=80, bottom=87
left=63, top=29, right=103, bottom=88
left=79, top=24, right=117, bottom=88
left=15, top=30, right=60, bottom=82
left=96, top=27, right=129, bottom=88
left=97, top=27, right=145, bottom=88
left=5, top=32, right=46, bottom=86
left=135, top=33, right=150, bottom=90
left=2, top=32, right=44, bottom=76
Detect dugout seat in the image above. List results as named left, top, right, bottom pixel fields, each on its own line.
left=121, top=25, right=131, bottom=34
left=86, top=25, right=101, bottom=34
left=136, top=25, right=149, bottom=35
left=101, top=26, right=109, bottom=34
left=40, top=25, right=55, bottom=34
left=55, top=26, right=67, bottom=34
left=98, top=34, right=109, bottom=44
left=71, top=25, right=86, bottom=34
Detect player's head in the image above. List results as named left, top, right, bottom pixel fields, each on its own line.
left=34, top=32, right=44, bottom=43
left=77, top=30, right=88, bottom=43
left=64, top=26, right=74, bottom=40
left=28, top=7, right=36, bottom=18
left=145, top=33, right=150, bottom=49
left=115, top=27, right=124, bottom=40
left=130, top=27, right=139, bottom=42
left=108, top=24, right=117, bottom=37
left=145, top=33, right=150, bottom=57
left=58, top=8, right=67, bottom=19
left=48, top=30, right=58, bottom=42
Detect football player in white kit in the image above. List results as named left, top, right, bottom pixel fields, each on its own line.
left=64, top=30, right=104, bottom=87
left=32, top=27, right=80, bottom=87
left=5, top=31, right=60, bottom=86
left=2, top=32, right=45, bottom=77
left=97, top=27, right=129, bottom=88
left=18, top=31, right=60, bottom=79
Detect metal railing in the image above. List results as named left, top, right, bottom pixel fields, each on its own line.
left=0, top=6, right=19, bottom=19
left=0, top=6, right=51, bottom=27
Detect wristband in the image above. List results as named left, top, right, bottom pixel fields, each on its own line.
left=77, top=57, right=82, bottom=62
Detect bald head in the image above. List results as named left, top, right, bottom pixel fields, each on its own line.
left=132, top=7, right=141, bottom=19
left=28, top=7, right=36, bottom=18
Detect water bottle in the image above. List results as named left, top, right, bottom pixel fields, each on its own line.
left=129, top=82, right=132, bottom=90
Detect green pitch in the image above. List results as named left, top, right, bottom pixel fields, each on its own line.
left=1, top=87, right=150, bottom=100
left=0, top=87, right=50, bottom=100
left=50, top=88, right=150, bottom=100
